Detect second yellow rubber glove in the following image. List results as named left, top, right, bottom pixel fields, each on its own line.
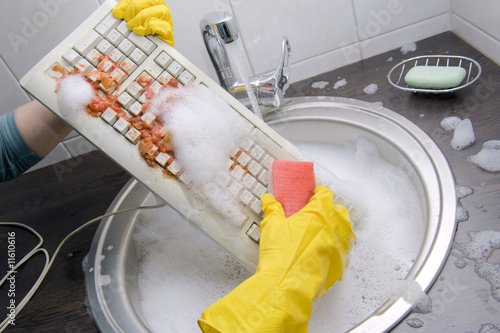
left=113, top=0, right=174, bottom=46
left=198, top=185, right=355, bottom=332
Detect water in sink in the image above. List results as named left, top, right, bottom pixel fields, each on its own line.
left=133, top=136, right=425, bottom=332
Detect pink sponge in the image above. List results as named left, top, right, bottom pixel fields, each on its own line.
left=268, top=160, right=316, bottom=217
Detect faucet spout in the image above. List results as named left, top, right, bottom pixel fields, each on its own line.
left=200, top=12, right=291, bottom=108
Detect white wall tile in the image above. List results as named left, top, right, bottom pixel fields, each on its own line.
left=0, top=0, right=100, bottom=79
left=452, top=14, right=500, bottom=66
left=360, top=14, right=451, bottom=59
left=353, top=0, right=450, bottom=41
left=291, top=44, right=361, bottom=83
left=451, top=0, right=500, bottom=41
left=231, top=0, right=358, bottom=76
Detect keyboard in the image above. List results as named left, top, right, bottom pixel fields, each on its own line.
left=20, top=0, right=357, bottom=270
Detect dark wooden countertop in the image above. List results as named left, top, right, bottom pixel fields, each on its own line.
left=1, top=31, right=499, bottom=332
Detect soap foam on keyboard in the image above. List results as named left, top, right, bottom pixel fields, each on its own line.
left=147, top=84, right=254, bottom=222
left=56, top=74, right=95, bottom=122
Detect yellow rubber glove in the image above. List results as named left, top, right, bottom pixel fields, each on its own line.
left=112, top=0, right=174, bottom=46
left=198, top=185, right=355, bottom=333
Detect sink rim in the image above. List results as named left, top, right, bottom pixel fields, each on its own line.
left=85, top=96, right=457, bottom=333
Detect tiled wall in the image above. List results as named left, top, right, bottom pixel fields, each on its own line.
left=0, top=0, right=498, bottom=172
left=450, top=0, right=500, bottom=66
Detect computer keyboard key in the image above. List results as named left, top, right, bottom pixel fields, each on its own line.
left=62, top=49, right=82, bottom=66
left=155, top=51, right=173, bottom=68
left=117, top=38, right=135, bottom=56
left=113, top=118, right=131, bottom=135
left=127, top=32, right=156, bottom=55
left=166, top=61, right=183, bottom=77
left=95, top=12, right=120, bottom=36
left=74, top=30, right=101, bottom=56
left=125, top=127, right=141, bottom=144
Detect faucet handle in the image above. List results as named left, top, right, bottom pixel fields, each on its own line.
left=256, top=37, right=292, bottom=107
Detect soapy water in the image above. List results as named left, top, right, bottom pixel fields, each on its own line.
left=133, top=136, right=425, bottom=332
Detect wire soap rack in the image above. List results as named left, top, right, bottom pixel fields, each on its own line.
left=387, top=55, right=482, bottom=93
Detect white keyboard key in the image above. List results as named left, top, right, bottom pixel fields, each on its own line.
left=96, top=39, right=113, bottom=55
left=129, top=101, right=143, bottom=116
left=117, top=38, right=135, bottom=56
left=239, top=137, right=254, bottom=151
left=97, top=58, right=114, bottom=73
left=167, top=160, right=182, bottom=175
left=166, top=61, right=183, bottom=77
left=257, top=169, right=268, bottom=186
left=148, top=81, right=162, bottom=96
left=252, top=183, right=267, bottom=198
left=75, top=58, right=93, bottom=73
left=119, top=58, right=137, bottom=74
left=157, top=71, right=173, bottom=85
left=260, top=154, right=274, bottom=169
left=129, top=48, right=147, bottom=64
left=74, top=30, right=101, bottom=56
left=101, top=108, right=117, bottom=124
left=137, top=72, right=153, bottom=86
left=117, top=92, right=134, bottom=109
left=113, top=117, right=130, bottom=134
left=247, top=160, right=262, bottom=177
left=125, top=127, right=141, bottom=144
left=127, top=82, right=143, bottom=99
left=240, top=190, right=254, bottom=205
left=155, top=152, right=172, bottom=167
left=250, top=145, right=265, bottom=161
left=237, top=152, right=251, bottom=167
left=249, top=199, right=262, bottom=215
left=141, top=112, right=156, bottom=125
left=116, top=21, right=131, bottom=36
left=178, top=70, right=195, bottom=85
left=231, top=165, right=245, bottom=180
left=86, top=49, right=103, bottom=66
left=144, top=62, right=163, bottom=79
left=110, top=67, right=127, bottom=84
left=127, top=32, right=156, bottom=55
left=155, top=51, right=172, bottom=68
left=62, top=49, right=82, bottom=66
left=109, top=49, right=125, bottom=64
left=106, top=29, right=124, bottom=47
left=95, top=13, right=120, bottom=36
left=242, top=174, right=257, bottom=189
left=246, top=223, right=260, bottom=242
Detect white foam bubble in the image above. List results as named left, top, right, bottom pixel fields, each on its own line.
left=451, top=118, right=475, bottom=151
left=400, top=42, right=417, bottom=54
left=363, top=83, right=378, bottom=95
left=147, top=85, right=253, bottom=221
left=311, top=81, right=329, bottom=89
left=468, top=142, right=500, bottom=172
left=333, top=78, right=347, bottom=89
left=441, top=116, right=462, bottom=131
left=56, top=74, right=95, bottom=120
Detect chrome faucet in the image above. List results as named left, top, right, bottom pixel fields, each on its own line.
left=200, top=12, right=291, bottom=108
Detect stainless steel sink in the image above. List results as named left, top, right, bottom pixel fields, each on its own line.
left=85, top=96, right=457, bottom=332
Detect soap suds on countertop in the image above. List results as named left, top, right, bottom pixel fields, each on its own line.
left=311, top=81, right=329, bottom=89
left=468, top=140, right=500, bottom=172
left=363, top=83, right=378, bottom=95
left=400, top=42, right=417, bottom=54
left=333, top=78, right=347, bottom=89
left=451, top=118, right=475, bottom=151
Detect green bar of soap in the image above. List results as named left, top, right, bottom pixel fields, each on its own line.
left=404, top=66, right=467, bottom=89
